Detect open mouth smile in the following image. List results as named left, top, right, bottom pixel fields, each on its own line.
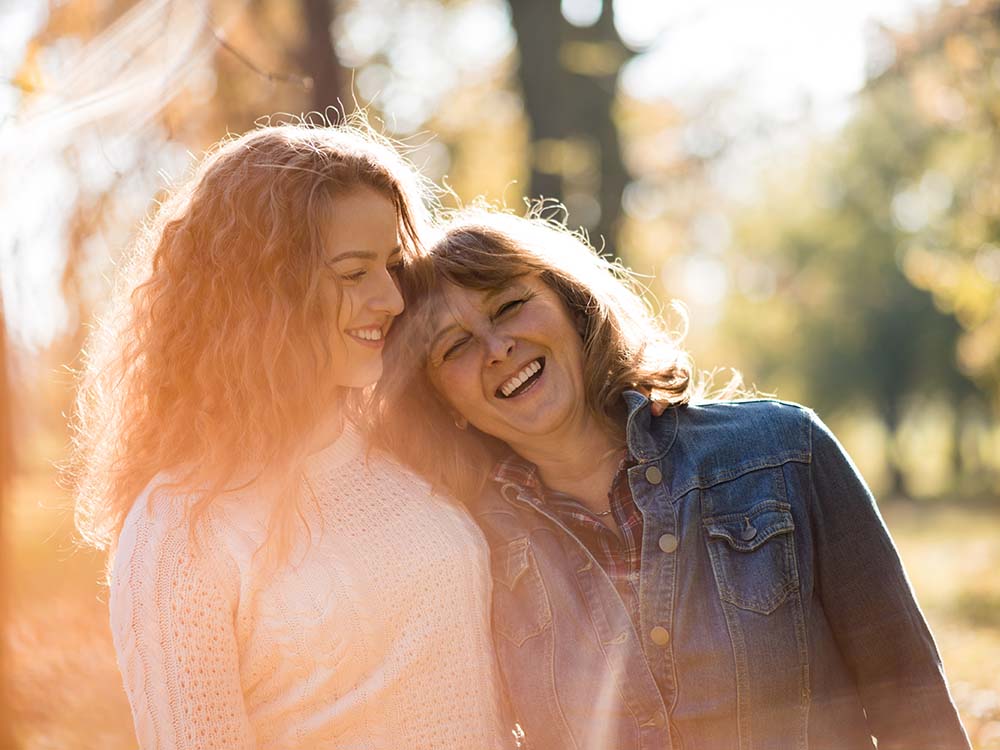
left=496, top=357, right=545, bottom=399
left=346, top=326, right=385, bottom=347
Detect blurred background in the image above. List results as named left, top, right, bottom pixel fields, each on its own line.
left=1, top=0, right=999, bottom=746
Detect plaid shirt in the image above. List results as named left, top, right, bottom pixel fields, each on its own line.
left=492, top=452, right=645, bottom=627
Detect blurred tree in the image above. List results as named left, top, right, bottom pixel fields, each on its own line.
left=726, top=137, right=978, bottom=498
left=10, top=0, right=318, bottom=346
left=300, top=0, right=347, bottom=111
left=507, top=0, right=632, bottom=252
left=871, top=0, right=1000, bottom=404
left=721, top=1, right=1000, bottom=498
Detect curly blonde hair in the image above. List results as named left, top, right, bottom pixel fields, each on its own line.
left=373, top=207, right=696, bottom=502
left=72, top=120, right=432, bottom=555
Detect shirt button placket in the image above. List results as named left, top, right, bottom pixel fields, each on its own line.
left=639, top=459, right=676, bottom=727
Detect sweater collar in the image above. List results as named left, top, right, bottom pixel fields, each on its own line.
left=305, top=419, right=366, bottom=475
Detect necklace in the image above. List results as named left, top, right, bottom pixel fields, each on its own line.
left=595, top=507, right=613, bottom=517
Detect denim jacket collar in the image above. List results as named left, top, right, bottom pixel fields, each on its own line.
left=622, top=390, right=678, bottom=463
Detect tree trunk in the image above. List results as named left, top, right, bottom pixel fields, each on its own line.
left=882, top=397, right=910, bottom=501
left=585, top=3, right=631, bottom=255
left=300, top=0, right=345, bottom=115
left=506, top=0, right=632, bottom=256
left=507, top=0, right=566, bottom=204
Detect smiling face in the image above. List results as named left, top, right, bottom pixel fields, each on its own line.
left=425, top=274, right=590, bottom=452
left=323, top=187, right=405, bottom=389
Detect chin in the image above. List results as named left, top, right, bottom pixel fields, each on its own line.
left=337, top=363, right=383, bottom=391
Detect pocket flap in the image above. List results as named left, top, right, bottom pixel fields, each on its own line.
left=704, top=500, right=794, bottom=552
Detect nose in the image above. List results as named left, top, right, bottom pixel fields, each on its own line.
left=372, top=267, right=405, bottom=317
left=484, top=331, right=515, bottom=366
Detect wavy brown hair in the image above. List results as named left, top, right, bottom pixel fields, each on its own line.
left=372, top=207, right=696, bottom=502
left=71, top=119, right=432, bottom=555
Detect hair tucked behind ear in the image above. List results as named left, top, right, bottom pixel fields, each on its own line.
left=373, top=205, right=700, bottom=502
left=70, top=116, right=434, bottom=560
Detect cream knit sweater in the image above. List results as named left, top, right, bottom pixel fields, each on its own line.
left=110, top=424, right=508, bottom=749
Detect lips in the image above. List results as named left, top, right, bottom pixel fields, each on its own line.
left=496, top=357, right=545, bottom=399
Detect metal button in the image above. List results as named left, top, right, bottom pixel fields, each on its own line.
left=658, top=533, right=678, bottom=553
left=650, top=626, right=670, bottom=646
left=741, top=517, right=758, bottom=541
left=644, top=465, right=663, bottom=485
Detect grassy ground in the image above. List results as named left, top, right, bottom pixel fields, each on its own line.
left=885, top=503, right=1000, bottom=749
left=6, top=467, right=1000, bottom=748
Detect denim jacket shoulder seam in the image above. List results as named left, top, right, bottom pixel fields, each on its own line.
left=674, top=453, right=811, bottom=497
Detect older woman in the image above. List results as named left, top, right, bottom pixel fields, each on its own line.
left=377, top=208, right=970, bottom=750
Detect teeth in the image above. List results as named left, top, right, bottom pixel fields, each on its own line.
left=350, top=328, right=383, bottom=341
left=500, top=359, right=541, bottom=397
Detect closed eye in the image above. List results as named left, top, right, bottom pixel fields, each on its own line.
left=340, top=269, right=366, bottom=282
left=442, top=335, right=471, bottom=361
left=494, top=297, right=528, bottom=319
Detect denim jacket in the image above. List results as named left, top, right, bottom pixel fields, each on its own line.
left=475, top=393, right=970, bottom=750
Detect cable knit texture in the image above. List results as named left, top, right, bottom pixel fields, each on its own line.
left=110, top=424, right=507, bottom=749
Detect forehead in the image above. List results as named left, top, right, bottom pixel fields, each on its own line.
left=428, top=282, right=500, bottom=329
left=424, top=273, right=556, bottom=335
left=322, top=187, right=400, bottom=247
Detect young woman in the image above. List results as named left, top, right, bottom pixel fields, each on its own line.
left=71, top=125, right=510, bottom=749
left=376, top=208, right=971, bottom=750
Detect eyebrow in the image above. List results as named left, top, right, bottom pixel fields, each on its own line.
left=427, top=286, right=517, bottom=352
left=327, top=246, right=403, bottom=264
left=428, top=320, right=461, bottom=354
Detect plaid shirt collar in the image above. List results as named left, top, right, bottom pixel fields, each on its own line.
left=492, top=451, right=630, bottom=499
left=490, top=450, right=645, bottom=625
left=491, top=451, right=632, bottom=507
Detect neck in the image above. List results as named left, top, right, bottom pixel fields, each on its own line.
left=307, top=397, right=346, bottom=455
left=510, top=414, right=623, bottom=513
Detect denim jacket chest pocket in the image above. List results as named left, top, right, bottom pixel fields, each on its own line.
left=492, top=536, right=553, bottom=646
left=701, top=472, right=800, bottom=615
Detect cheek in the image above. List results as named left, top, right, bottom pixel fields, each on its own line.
left=430, top=367, right=458, bottom=402
left=335, top=289, right=357, bottom=329
left=431, top=363, right=477, bottom=412
left=569, top=347, right=588, bottom=387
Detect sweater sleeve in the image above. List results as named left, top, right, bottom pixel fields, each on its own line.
left=110, top=495, right=255, bottom=750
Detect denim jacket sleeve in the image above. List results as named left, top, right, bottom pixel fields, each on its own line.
left=807, top=413, right=970, bottom=749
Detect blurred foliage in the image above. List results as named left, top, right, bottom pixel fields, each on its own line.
left=715, top=0, right=1000, bottom=498
left=878, top=1, right=1000, bottom=401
